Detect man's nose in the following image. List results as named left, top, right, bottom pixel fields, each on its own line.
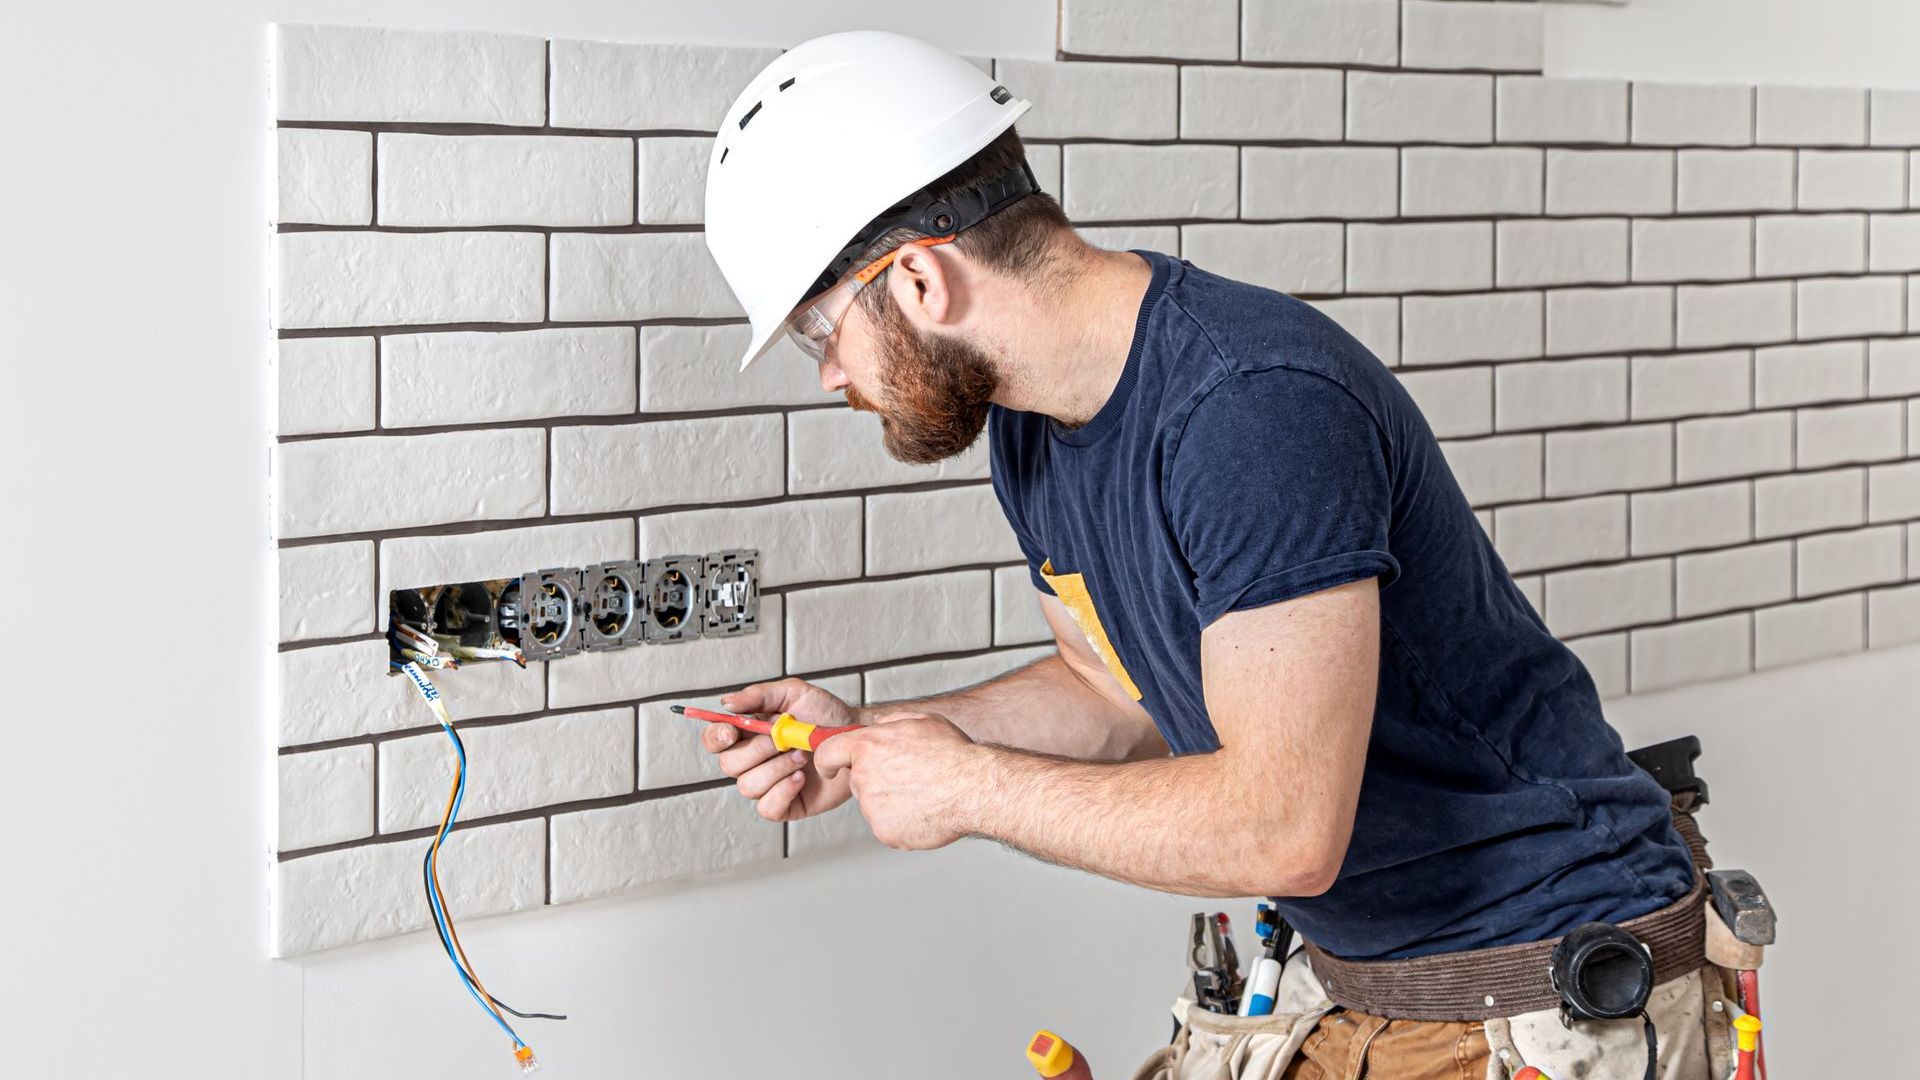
left=818, top=360, right=850, bottom=394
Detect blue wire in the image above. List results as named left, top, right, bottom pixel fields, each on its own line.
left=422, top=698, right=527, bottom=1050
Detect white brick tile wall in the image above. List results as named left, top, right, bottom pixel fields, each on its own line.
left=379, top=707, right=633, bottom=832
left=378, top=519, right=633, bottom=610
left=1676, top=412, right=1794, bottom=483
left=1677, top=151, right=1796, bottom=214
left=279, top=541, right=375, bottom=642
left=1631, top=217, right=1753, bottom=283
left=1870, top=91, right=1920, bottom=147
left=1347, top=222, right=1493, bottom=293
left=381, top=327, right=636, bottom=428
left=1493, top=495, right=1627, bottom=573
left=548, top=596, right=785, bottom=710
left=1797, top=525, right=1905, bottom=596
left=1489, top=357, right=1628, bottom=432
left=1401, top=292, right=1543, bottom=366
left=864, top=646, right=1058, bottom=705
left=994, top=60, right=1177, bottom=141
left=1063, top=144, right=1238, bottom=221
left=1868, top=584, right=1920, bottom=647
left=1754, top=592, right=1865, bottom=668
left=640, top=325, right=833, bottom=412
left=1546, top=287, right=1674, bottom=355
left=1179, top=67, right=1343, bottom=142
left=266, top=19, right=1920, bottom=953
left=1311, top=298, right=1402, bottom=366
left=1796, top=400, right=1905, bottom=468
left=547, top=41, right=780, bottom=130
left=273, top=818, right=544, bottom=957
left=1443, top=435, right=1545, bottom=506
left=1402, top=148, right=1544, bottom=217
left=1241, top=148, right=1400, bottom=220
left=1630, top=613, right=1751, bottom=693
left=1346, top=73, right=1494, bottom=145
left=1868, top=340, right=1920, bottom=397
left=1400, top=2, right=1543, bottom=73
left=378, top=134, right=632, bottom=227
left=994, top=565, right=1054, bottom=646
left=636, top=137, right=712, bottom=224
left=548, top=232, right=738, bottom=321
left=1753, top=468, right=1866, bottom=539
left=1496, top=77, right=1628, bottom=145
left=548, top=787, right=782, bottom=905
left=1544, top=559, right=1672, bottom=638
left=276, top=128, right=371, bottom=225
left=1566, top=633, right=1628, bottom=699
left=1544, top=423, right=1673, bottom=497
left=1675, top=282, right=1795, bottom=349
left=785, top=572, right=992, bottom=673
left=1630, top=350, right=1751, bottom=421
left=1545, top=150, right=1675, bottom=217
left=639, top=499, right=862, bottom=588
left=1630, top=481, right=1751, bottom=557
left=1869, top=214, right=1920, bottom=273
left=1397, top=367, right=1493, bottom=438
left=274, top=429, right=546, bottom=539
left=1060, top=0, right=1237, bottom=59
left=1796, top=276, right=1905, bottom=339
left=866, top=486, right=1025, bottom=575
left=1756, top=86, right=1868, bottom=147
left=1753, top=341, right=1866, bottom=408
left=1798, top=151, right=1908, bottom=211
left=1755, top=214, right=1868, bottom=277
left=549, top=415, right=784, bottom=516
left=1496, top=219, right=1629, bottom=289
left=787, top=409, right=990, bottom=494
left=1869, top=460, right=1920, bottom=523
left=1181, top=224, right=1344, bottom=294
left=278, top=746, right=374, bottom=851
left=1676, top=542, right=1794, bottom=618
left=1242, top=0, right=1399, bottom=66
left=276, top=336, right=375, bottom=436
left=273, top=24, right=546, bottom=125
left=274, top=231, right=545, bottom=329
left=1631, top=83, right=1754, bottom=147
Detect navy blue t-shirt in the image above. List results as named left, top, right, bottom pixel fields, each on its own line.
left=988, top=251, right=1694, bottom=961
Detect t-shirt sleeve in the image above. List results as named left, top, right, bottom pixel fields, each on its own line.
left=987, top=411, right=1057, bottom=597
left=1167, top=368, right=1400, bottom=627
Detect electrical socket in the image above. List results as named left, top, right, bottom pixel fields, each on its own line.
left=506, top=568, right=584, bottom=663
left=642, top=555, right=705, bottom=645
left=580, top=560, right=647, bottom=651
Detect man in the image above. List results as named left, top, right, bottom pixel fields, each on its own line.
left=701, top=31, right=1711, bottom=1077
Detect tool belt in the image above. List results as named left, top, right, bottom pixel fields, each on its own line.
left=1303, top=800, right=1713, bottom=1023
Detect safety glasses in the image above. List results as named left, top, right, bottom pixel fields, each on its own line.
left=784, top=234, right=956, bottom=363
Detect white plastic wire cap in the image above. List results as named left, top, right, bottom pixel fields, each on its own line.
left=704, top=31, right=1032, bottom=371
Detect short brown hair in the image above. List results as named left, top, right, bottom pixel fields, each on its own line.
left=856, top=126, right=1073, bottom=285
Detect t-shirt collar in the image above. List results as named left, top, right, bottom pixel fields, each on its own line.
left=1049, top=249, right=1173, bottom=447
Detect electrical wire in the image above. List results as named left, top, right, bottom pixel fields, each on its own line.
left=396, top=658, right=563, bottom=1072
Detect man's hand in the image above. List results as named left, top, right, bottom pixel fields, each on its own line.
left=812, top=711, right=984, bottom=851
left=705, top=677, right=865, bottom=822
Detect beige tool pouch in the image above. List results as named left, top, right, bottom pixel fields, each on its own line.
left=1130, top=957, right=1336, bottom=1080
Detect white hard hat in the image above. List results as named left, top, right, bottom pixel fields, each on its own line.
left=705, top=31, right=1033, bottom=371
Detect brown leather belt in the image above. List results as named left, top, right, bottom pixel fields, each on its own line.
left=1303, top=809, right=1711, bottom=1022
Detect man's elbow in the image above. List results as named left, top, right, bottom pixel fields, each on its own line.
left=1252, top=831, right=1347, bottom=898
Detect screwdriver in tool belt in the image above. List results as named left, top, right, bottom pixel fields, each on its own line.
left=670, top=704, right=861, bottom=753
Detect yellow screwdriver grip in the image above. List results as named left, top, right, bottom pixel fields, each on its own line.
left=1733, top=1013, right=1762, bottom=1052
left=1026, top=1030, right=1076, bottom=1078
left=769, top=713, right=818, bottom=753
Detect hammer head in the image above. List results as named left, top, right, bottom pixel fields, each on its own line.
left=1707, top=869, right=1776, bottom=946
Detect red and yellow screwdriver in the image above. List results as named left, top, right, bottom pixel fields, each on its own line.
left=669, top=704, right=861, bottom=753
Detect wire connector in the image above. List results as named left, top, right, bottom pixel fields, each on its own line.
left=514, top=1045, right=540, bottom=1074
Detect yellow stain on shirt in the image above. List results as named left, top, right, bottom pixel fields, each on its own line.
left=1040, top=559, right=1143, bottom=701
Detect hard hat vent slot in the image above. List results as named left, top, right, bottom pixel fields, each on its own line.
left=719, top=147, right=729, bottom=164
left=779, top=77, right=796, bottom=91
left=739, top=101, right=762, bottom=129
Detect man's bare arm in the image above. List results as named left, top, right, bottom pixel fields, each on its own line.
left=845, top=578, right=1379, bottom=897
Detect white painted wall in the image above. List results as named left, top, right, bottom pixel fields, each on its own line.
left=1546, top=0, right=1920, bottom=90
left=3, top=2, right=1913, bottom=1078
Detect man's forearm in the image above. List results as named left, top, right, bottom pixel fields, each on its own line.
left=866, top=654, right=1157, bottom=761
left=960, top=745, right=1335, bottom=899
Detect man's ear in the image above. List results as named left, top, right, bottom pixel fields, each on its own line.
left=887, top=242, right=960, bottom=330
